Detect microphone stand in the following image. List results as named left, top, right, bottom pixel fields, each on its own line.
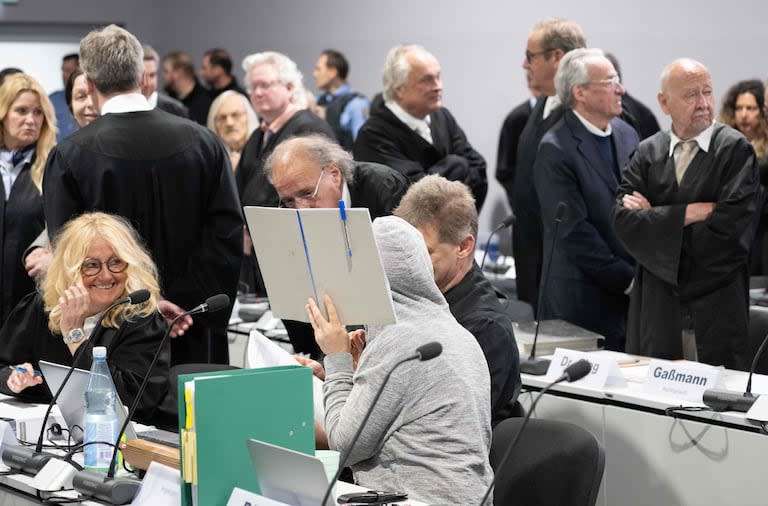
left=702, top=330, right=768, bottom=412
left=72, top=294, right=230, bottom=505
left=520, top=202, right=567, bottom=376
left=480, top=215, right=516, bottom=272
left=320, top=343, right=442, bottom=506
left=2, top=291, right=148, bottom=474
left=479, top=359, right=592, bottom=506
left=105, top=308, right=198, bottom=479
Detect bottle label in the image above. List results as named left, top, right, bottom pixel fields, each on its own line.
left=84, top=418, right=119, bottom=473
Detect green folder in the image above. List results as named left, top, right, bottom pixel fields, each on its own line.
left=177, top=365, right=315, bottom=506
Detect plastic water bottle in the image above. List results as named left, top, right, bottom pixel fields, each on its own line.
left=487, top=236, right=500, bottom=265
left=83, top=346, right=119, bottom=474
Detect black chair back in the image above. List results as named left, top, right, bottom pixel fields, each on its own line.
left=490, top=418, right=604, bottom=506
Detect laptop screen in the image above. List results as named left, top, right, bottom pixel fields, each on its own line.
left=38, top=360, right=136, bottom=443
left=247, top=438, right=331, bottom=506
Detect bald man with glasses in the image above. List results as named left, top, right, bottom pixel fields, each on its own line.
left=615, top=58, right=760, bottom=369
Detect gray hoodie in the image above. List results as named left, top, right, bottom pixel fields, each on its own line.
left=323, top=216, right=493, bottom=505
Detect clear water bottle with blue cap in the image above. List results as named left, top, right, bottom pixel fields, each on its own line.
left=83, top=346, right=119, bottom=474
left=487, top=235, right=500, bottom=265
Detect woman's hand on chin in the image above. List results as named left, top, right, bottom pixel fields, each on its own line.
left=58, top=282, right=92, bottom=337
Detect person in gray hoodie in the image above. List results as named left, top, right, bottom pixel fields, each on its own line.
left=306, top=215, right=493, bottom=505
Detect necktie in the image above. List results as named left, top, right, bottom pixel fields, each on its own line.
left=675, top=140, right=697, bottom=184
left=261, top=124, right=272, bottom=149
left=414, top=123, right=432, bottom=144
left=11, top=150, right=27, bottom=166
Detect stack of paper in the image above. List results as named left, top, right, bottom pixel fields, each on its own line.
left=514, top=319, right=600, bottom=356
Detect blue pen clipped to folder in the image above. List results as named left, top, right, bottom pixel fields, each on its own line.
left=338, top=200, right=353, bottom=258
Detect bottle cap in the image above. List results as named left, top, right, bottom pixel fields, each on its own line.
left=92, top=346, right=107, bottom=359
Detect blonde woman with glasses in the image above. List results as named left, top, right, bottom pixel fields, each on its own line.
left=0, top=212, right=170, bottom=425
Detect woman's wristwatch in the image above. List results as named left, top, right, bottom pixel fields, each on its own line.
left=63, top=327, right=85, bottom=345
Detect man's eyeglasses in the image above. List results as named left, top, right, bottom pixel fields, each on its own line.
left=525, top=48, right=554, bottom=63
left=681, top=87, right=713, bottom=105
left=278, top=168, right=326, bottom=209
left=248, top=80, right=281, bottom=93
left=588, top=75, right=622, bottom=88
left=81, top=257, right=129, bottom=277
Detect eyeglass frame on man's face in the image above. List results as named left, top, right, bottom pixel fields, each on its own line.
left=80, top=257, right=129, bottom=277
left=248, top=80, right=282, bottom=94
left=525, top=48, right=554, bottom=64
left=586, top=75, right=622, bottom=89
left=278, top=167, right=327, bottom=209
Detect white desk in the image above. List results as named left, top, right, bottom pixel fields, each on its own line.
left=0, top=395, right=425, bottom=506
left=0, top=395, right=105, bottom=505
left=521, top=352, right=768, bottom=506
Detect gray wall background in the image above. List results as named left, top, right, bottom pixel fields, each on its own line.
left=2, top=0, right=766, bottom=239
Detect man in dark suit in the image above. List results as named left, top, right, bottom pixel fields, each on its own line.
left=141, top=44, right=189, bottom=118
left=615, top=59, right=759, bottom=369
left=201, top=48, right=248, bottom=100
left=513, top=18, right=586, bottom=314
left=44, top=25, right=243, bottom=366
left=534, top=49, right=638, bottom=351
left=162, top=51, right=212, bottom=125
left=353, top=44, right=487, bottom=211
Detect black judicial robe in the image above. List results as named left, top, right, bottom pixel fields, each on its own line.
left=353, top=94, right=487, bottom=210
left=0, top=292, right=169, bottom=425
left=614, top=124, right=760, bottom=369
left=236, top=109, right=336, bottom=208
left=496, top=98, right=533, bottom=203
left=0, top=156, right=44, bottom=324
left=43, top=109, right=243, bottom=366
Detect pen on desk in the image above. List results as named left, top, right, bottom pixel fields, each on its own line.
left=618, top=358, right=649, bottom=368
left=338, top=200, right=352, bottom=259
left=10, top=366, right=42, bottom=377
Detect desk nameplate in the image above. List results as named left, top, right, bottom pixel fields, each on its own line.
left=643, top=359, right=723, bottom=402
left=545, top=348, right=625, bottom=389
left=746, top=394, right=768, bottom=422
left=131, top=462, right=181, bottom=506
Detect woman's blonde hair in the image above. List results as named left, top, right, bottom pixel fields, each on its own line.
left=0, top=73, right=57, bottom=193
left=44, top=212, right=161, bottom=334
